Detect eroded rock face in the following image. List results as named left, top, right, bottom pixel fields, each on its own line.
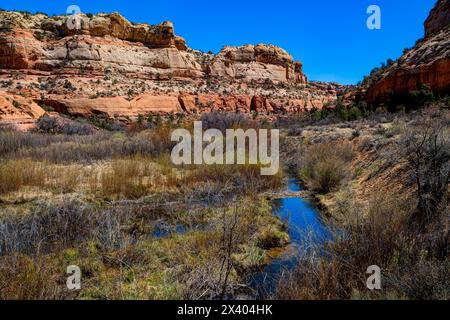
left=0, top=11, right=306, bottom=84
left=0, top=30, right=44, bottom=69
left=0, top=12, right=203, bottom=79
left=41, top=91, right=336, bottom=118
left=0, top=31, right=202, bottom=79
left=0, top=91, right=45, bottom=122
left=209, top=44, right=307, bottom=83
left=0, top=10, right=334, bottom=123
left=365, top=0, right=450, bottom=103
left=425, top=0, right=450, bottom=37
left=42, top=94, right=182, bottom=117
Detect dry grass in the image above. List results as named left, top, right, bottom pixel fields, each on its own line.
left=91, top=157, right=163, bottom=199
left=0, top=159, right=46, bottom=194
left=300, top=141, right=353, bottom=193
left=276, top=192, right=428, bottom=300
left=0, top=254, right=67, bottom=300
left=277, top=110, right=450, bottom=300
left=183, top=163, right=283, bottom=193
left=0, top=195, right=286, bottom=300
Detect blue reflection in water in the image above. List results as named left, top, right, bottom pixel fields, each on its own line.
left=249, top=179, right=333, bottom=298
left=275, top=180, right=332, bottom=245
left=152, top=224, right=188, bottom=238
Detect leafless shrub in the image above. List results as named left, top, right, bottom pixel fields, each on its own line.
left=0, top=198, right=139, bottom=257
left=0, top=122, right=17, bottom=132
left=300, top=141, right=353, bottom=193
left=276, top=193, right=411, bottom=300
left=94, top=207, right=134, bottom=250
left=15, top=134, right=166, bottom=164
left=36, top=115, right=97, bottom=135
left=399, top=111, right=450, bottom=231
left=201, top=112, right=260, bottom=133
left=183, top=259, right=224, bottom=300
left=0, top=200, right=92, bottom=255
left=0, top=130, right=109, bottom=156
left=1, top=127, right=174, bottom=164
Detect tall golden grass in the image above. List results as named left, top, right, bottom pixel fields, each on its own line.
left=0, top=159, right=46, bottom=194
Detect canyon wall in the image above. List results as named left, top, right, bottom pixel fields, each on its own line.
left=365, top=0, right=450, bottom=103
left=0, top=10, right=337, bottom=122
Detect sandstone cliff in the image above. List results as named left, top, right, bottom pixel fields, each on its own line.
left=0, top=11, right=306, bottom=84
left=365, top=0, right=450, bottom=103
left=0, top=10, right=335, bottom=122
left=425, top=0, right=450, bottom=37
left=208, top=44, right=307, bottom=83
left=0, top=91, right=45, bottom=129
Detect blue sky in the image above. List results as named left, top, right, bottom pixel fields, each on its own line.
left=0, top=0, right=437, bottom=84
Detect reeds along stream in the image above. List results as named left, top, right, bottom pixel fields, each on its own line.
left=249, top=179, right=333, bottom=298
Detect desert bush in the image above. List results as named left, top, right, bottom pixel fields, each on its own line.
left=15, top=130, right=172, bottom=164
left=399, top=111, right=450, bottom=231
left=300, top=141, right=353, bottom=193
left=201, top=112, right=260, bottom=133
left=0, top=123, right=17, bottom=132
left=36, top=115, right=97, bottom=135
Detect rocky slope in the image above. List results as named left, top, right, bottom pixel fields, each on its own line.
left=0, top=91, right=44, bottom=120
left=0, top=10, right=339, bottom=124
left=365, top=0, right=450, bottom=103
left=425, top=0, right=450, bottom=37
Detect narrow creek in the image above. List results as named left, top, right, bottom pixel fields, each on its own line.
left=151, top=179, right=333, bottom=299
left=248, top=179, right=333, bottom=298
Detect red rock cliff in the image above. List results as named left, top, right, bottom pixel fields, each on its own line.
left=0, top=10, right=338, bottom=122
left=365, top=0, right=450, bottom=103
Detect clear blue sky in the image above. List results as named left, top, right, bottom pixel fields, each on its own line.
left=0, top=0, right=437, bottom=84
